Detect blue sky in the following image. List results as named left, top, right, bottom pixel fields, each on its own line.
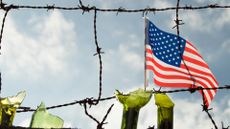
left=0, top=0, right=229, bottom=129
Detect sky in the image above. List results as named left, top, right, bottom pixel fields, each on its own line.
left=0, top=0, right=229, bottom=129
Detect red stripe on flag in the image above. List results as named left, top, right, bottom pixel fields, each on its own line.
left=145, top=42, right=218, bottom=107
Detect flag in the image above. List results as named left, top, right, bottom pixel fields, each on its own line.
left=145, top=19, right=218, bottom=108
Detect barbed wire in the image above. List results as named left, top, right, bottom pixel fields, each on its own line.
left=0, top=0, right=230, bottom=129
left=16, top=85, right=230, bottom=113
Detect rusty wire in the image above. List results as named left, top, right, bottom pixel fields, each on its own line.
left=0, top=0, right=230, bottom=129
left=0, top=6, right=9, bottom=55
left=16, top=85, right=230, bottom=113
left=0, top=1, right=229, bottom=12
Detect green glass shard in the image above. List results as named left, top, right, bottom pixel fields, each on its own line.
left=155, top=93, right=174, bottom=108
left=0, top=91, right=26, bottom=127
left=116, top=88, right=152, bottom=129
left=30, top=102, right=64, bottom=128
left=154, top=93, right=174, bottom=129
left=115, top=88, right=152, bottom=111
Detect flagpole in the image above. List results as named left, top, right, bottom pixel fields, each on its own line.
left=144, top=16, right=148, bottom=91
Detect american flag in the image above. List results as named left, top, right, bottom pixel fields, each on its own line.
left=145, top=19, right=218, bottom=108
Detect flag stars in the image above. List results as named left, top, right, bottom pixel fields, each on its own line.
left=148, top=22, right=185, bottom=67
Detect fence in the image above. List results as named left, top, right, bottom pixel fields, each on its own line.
left=0, top=0, right=230, bottom=129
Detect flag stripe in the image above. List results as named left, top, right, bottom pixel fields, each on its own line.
left=147, top=61, right=217, bottom=95
left=185, top=45, right=203, bottom=59
left=183, top=51, right=206, bottom=64
left=183, top=55, right=209, bottom=69
left=146, top=56, right=216, bottom=98
left=146, top=55, right=218, bottom=89
left=145, top=20, right=218, bottom=107
left=180, top=64, right=218, bottom=84
left=153, top=76, right=212, bottom=105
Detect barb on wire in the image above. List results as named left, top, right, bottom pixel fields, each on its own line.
left=78, top=0, right=94, bottom=14
left=116, top=7, right=125, bottom=16
left=201, top=87, right=208, bottom=111
left=83, top=103, right=114, bottom=129
left=97, top=104, right=114, bottom=129
left=204, top=109, right=218, bottom=129
left=200, top=88, right=218, bottom=129
left=83, top=103, right=100, bottom=124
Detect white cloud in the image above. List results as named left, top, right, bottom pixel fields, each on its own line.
left=180, top=11, right=206, bottom=32
left=119, top=43, right=143, bottom=71
left=205, top=39, right=230, bottom=63
left=104, top=34, right=143, bottom=73
left=152, top=0, right=173, bottom=8
left=0, top=10, right=78, bottom=80
left=18, top=118, right=30, bottom=127
left=179, top=6, right=230, bottom=32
